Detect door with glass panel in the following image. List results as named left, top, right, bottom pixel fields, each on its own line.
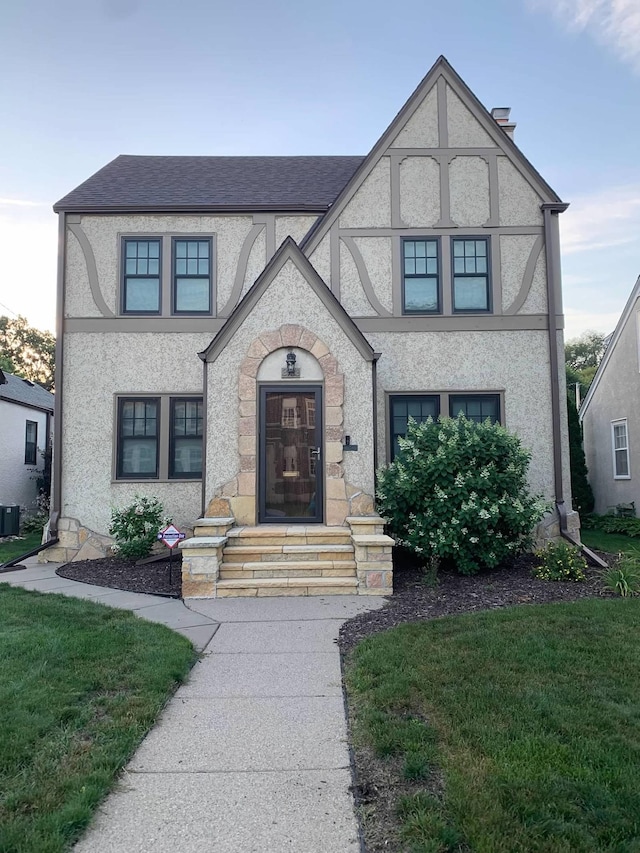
left=258, top=387, right=323, bottom=523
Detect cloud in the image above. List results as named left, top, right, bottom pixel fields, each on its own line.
left=530, top=0, right=640, bottom=70
left=564, top=309, right=621, bottom=340
left=0, top=198, right=48, bottom=208
left=560, top=184, right=640, bottom=255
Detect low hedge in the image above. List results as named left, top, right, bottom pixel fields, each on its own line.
left=581, top=514, right=640, bottom=538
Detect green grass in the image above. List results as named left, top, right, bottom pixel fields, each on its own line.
left=581, top=528, right=639, bottom=556
left=0, top=585, right=196, bottom=853
left=0, top=532, right=43, bottom=564
left=345, top=599, right=640, bottom=852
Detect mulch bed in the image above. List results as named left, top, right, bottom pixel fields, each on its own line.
left=56, top=555, right=182, bottom=598
left=339, top=549, right=615, bottom=654
left=338, top=549, right=619, bottom=853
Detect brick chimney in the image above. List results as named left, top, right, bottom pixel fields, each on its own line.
left=491, top=107, right=516, bottom=139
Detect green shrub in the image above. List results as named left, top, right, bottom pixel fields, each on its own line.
left=377, top=415, right=547, bottom=575
left=581, top=514, right=640, bottom=538
left=21, top=513, right=47, bottom=535
left=109, top=496, right=165, bottom=561
left=533, top=542, right=587, bottom=581
left=601, top=554, right=640, bottom=597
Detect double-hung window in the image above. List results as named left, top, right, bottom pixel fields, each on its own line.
left=612, top=420, right=630, bottom=478
left=389, top=395, right=440, bottom=460
left=25, top=420, right=37, bottom=465
left=452, top=238, right=490, bottom=312
left=116, top=396, right=203, bottom=480
left=122, top=239, right=161, bottom=314
left=402, top=239, right=440, bottom=313
left=170, top=398, right=203, bottom=478
left=173, top=239, right=212, bottom=313
left=450, top=394, right=500, bottom=423
left=117, top=398, right=160, bottom=478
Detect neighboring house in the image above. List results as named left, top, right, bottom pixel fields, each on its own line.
left=0, top=370, right=54, bottom=520
left=580, top=276, right=640, bottom=515
left=46, top=56, right=576, bottom=596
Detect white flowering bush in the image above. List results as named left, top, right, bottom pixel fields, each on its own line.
left=377, top=415, right=547, bottom=575
left=109, top=496, right=165, bottom=560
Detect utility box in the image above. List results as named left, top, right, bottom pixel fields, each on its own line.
left=0, top=505, right=20, bottom=537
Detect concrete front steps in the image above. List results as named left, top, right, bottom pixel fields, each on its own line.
left=180, top=517, right=394, bottom=598
left=218, top=526, right=357, bottom=597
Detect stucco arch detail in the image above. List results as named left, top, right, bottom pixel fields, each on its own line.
left=219, top=323, right=350, bottom=525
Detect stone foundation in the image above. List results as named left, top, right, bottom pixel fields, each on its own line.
left=533, top=508, right=581, bottom=550
left=39, top=517, right=115, bottom=563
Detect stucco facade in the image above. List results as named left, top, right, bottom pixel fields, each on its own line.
left=47, top=56, right=576, bottom=581
left=581, top=279, right=640, bottom=514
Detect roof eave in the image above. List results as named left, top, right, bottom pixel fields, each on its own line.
left=53, top=203, right=331, bottom=215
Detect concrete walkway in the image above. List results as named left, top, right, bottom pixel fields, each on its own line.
left=1, top=557, right=384, bottom=851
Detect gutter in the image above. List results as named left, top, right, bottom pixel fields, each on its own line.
left=542, top=204, right=607, bottom=569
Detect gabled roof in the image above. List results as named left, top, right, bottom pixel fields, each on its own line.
left=0, top=371, right=54, bottom=412
left=53, top=155, right=365, bottom=213
left=200, top=237, right=375, bottom=364
left=301, top=55, right=563, bottom=253
left=579, top=275, right=640, bottom=419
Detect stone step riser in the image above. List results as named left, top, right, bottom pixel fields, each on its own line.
left=226, top=537, right=352, bottom=548
left=223, top=551, right=354, bottom=564
left=220, top=568, right=357, bottom=579
left=216, top=586, right=357, bottom=598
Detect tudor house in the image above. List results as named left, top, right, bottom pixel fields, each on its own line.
left=45, top=57, right=576, bottom=596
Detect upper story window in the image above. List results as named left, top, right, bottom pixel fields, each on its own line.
left=25, top=420, right=37, bottom=465
left=612, top=419, right=630, bottom=479
left=452, top=238, right=490, bottom=312
left=120, top=236, right=215, bottom=317
left=173, top=239, right=212, bottom=314
left=402, top=239, right=440, bottom=314
left=122, top=239, right=161, bottom=314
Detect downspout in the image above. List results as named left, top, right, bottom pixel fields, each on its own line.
left=50, top=212, right=66, bottom=539
left=372, top=353, right=381, bottom=476
left=542, top=203, right=606, bottom=568
left=199, top=351, right=208, bottom=517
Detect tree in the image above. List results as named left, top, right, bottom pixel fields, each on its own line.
left=567, top=394, right=594, bottom=515
left=565, top=330, right=607, bottom=404
left=0, top=316, right=55, bottom=390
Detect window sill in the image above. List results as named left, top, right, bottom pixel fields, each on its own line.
left=112, top=478, right=202, bottom=484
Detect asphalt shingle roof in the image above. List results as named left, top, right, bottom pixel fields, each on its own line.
left=53, top=155, right=365, bottom=213
left=0, top=371, right=54, bottom=412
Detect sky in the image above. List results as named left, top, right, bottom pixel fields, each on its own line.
left=1, top=0, right=639, bottom=341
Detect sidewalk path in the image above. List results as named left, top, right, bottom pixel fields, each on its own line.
left=2, top=558, right=384, bottom=851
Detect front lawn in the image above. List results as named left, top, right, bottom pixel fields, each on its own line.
left=0, top=585, right=196, bottom=853
left=0, top=531, right=43, bottom=564
left=580, top=528, right=639, bottom=556
left=345, top=598, right=640, bottom=852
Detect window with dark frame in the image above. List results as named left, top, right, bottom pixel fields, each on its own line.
left=170, top=398, right=203, bottom=478
left=612, top=420, right=630, bottom=478
left=24, top=420, right=37, bottom=465
left=389, top=395, right=440, bottom=460
left=402, top=239, right=440, bottom=314
left=173, top=239, right=211, bottom=314
left=122, top=239, right=162, bottom=313
left=452, top=238, right=490, bottom=312
left=449, top=394, right=500, bottom=423
left=117, top=398, right=159, bottom=478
